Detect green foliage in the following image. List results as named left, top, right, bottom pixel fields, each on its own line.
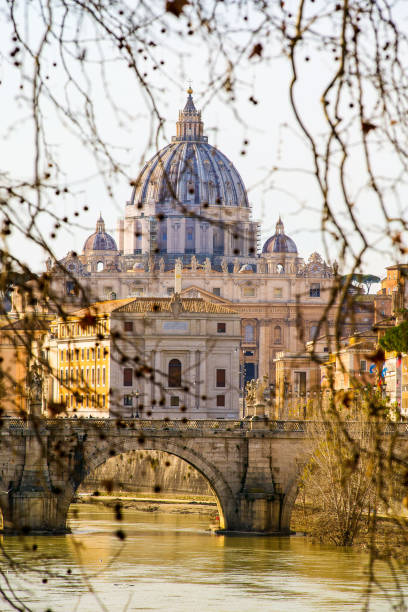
left=379, top=321, right=408, bottom=354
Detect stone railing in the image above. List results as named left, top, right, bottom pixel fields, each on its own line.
left=2, top=418, right=408, bottom=436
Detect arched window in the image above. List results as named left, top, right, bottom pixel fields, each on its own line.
left=274, top=325, right=282, bottom=344
left=110, top=292, right=117, bottom=300
left=168, top=359, right=182, bottom=388
left=96, top=261, right=104, bottom=272
left=277, top=263, right=284, bottom=274
left=244, top=324, right=254, bottom=343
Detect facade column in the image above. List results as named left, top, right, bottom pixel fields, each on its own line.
left=258, top=320, right=271, bottom=381
left=242, top=223, right=249, bottom=257
left=140, top=218, right=149, bottom=253
left=195, top=349, right=200, bottom=411
left=194, top=219, right=201, bottom=255
left=150, top=350, right=156, bottom=409
left=187, top=350, right=193, bottom=411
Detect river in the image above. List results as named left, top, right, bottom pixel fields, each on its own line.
left=0, top=503, right=406, bottom=611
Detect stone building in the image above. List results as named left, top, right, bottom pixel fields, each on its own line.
left=46, top=294, right=240, bottom=419
left=12, top=88, right=343, bottom=397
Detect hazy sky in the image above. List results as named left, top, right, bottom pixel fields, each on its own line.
left=2, top=1, right=407, bottom=285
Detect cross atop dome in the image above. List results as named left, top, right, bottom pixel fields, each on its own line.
left=276, top=216, right=284, bottom=235
left=96, top=213, right=106, bottom=233
left=174, top=87, right=207, bottom=142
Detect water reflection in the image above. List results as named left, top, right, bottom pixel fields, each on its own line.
left=0, top=504, right=406, bottom=611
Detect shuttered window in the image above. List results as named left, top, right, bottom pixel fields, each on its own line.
left=123, top=368, right=133, bottom=387
left=216, top=369, right=226, bottom=388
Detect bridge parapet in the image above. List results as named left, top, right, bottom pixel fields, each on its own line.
left=0, top=418, right=309, bottom=434
left=2, top=418, right=408, bottom=436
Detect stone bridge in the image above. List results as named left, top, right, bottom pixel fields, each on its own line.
left=0, top=418, right=407, bottom=535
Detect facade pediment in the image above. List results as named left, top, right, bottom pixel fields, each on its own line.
left=180, top=285, right=233, bottom=305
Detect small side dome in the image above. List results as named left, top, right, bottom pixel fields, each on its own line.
left=83, top=215, right=118, bottom=253
left=262, top=217, right=297, bottom=254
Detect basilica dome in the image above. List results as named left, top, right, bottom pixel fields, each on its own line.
left=83, top=215, right=117, bottom=253
left=262, top=218, right=297, bottom=254
left=128, top=91, right=249, bottom=210
left=121, top=89, right=258, bottom=263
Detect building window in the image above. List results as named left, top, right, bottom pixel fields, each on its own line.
left=96, top=261, right=104, bottom=272
left=123, top=368, right=133, bottom=387
left=217, top=322, right=226, bottom=333
left=124, top=321, right=134, bottom=332
left=294, top=371, right=306, bottom=396
left=168, top=359, right=182, bottom=388
left=102, top=367, right=106, bottom=386
left=244, top=324, right=254, bottom=343
left=242, top=287, right=255, bottom=297
left=274, top=288, right=283, bottom=298
left=216, top=395, right=225, bottom=407
left=81, top=349, right=84, bottom=360
left=97, top=347, right=101, bottom=359
left=124, top=395, right=133, bottom=406
left=274, top=325, right=282, bottom=344
left=66, top=281, right=78, bottom=296
left=97, top=367, right=100, bottom=386
left=213, top=287, right=221, bottom=296
left=216, top=368, right=226, bottom=388
left=170, top=396, right=180, bottom=407
left=110, top=292, right=117, bottom=300
left=360, top=360, right=367, bottom=372
left=310, top=283, right=320, bottom=297
left=102, top=395, right=106, bottom=408
left=60, top=369, right=63, bottom=385
left=167, top=287, right=174, bottom=295
left=87, top=349, right=90, bottom=360
left=91, top=367, right=95, bottom=385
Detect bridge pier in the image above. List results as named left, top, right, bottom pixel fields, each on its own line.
left=232, top=494, right=286, bottom=534
left=4, top=421, right=67, bottom=534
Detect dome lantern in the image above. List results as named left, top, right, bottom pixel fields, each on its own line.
left=174, top=88, right=207, bottom=143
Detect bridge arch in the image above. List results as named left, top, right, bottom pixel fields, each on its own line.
left=59, top=436, right=237, bottom=531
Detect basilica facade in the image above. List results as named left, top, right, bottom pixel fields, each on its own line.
left=12, top=89, right=339, bottom=397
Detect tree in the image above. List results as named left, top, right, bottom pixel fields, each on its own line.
left=298, top=391, right=405, bottom=553
left=340, top=274, right=381, bottom=294
left=379, top=321, right=408, bottom=354
left=300, top=418, right=377, bottom=546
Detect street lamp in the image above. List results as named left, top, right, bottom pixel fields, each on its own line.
left=132, top=390, right=140, bottom=418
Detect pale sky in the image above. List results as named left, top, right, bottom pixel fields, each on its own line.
left=1, top=1, right=407, bottom=286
